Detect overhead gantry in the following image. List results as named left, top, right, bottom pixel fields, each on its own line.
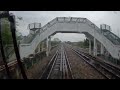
left=19, top=17, right=120, bottom=61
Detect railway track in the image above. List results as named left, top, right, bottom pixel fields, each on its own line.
left=66, top=44, right=120, bottom=79
left=40, top=44, right=73, bottom=79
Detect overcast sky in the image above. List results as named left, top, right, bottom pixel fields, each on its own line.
left=10, top=11, right=120, bottom=42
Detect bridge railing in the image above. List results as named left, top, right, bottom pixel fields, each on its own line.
left=41, top=18, right=57, bottom=34
left=86, top=18, right=120, bottom=59
left=86, top=19, right=115, bottom=47
left=48, top=18, right=57, bottom=27
left=19, top=17, right=120, bottom=59
left=20, top=17, right=89, bottom=45
left=85, top=19, right=101, bottom=33
left=86, top=19, right=120, bottom=46
left=57, top=17, right=86, bottom=23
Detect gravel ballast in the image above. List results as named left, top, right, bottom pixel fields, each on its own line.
left=65, top=45, right=106, bottom=79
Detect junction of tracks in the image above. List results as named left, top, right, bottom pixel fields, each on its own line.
left=1, top=15, right=120, bottom=79
left=26, top=43, right=120, bottom=79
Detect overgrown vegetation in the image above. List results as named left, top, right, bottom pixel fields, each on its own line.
left=51, top=38, right=61, bottom=46
left=72, top=39, right=89, bottom=48
left=1, top=18, right=22, bottom=45
left=66, top=39, right=94, bottom=49
left=78, top=39, right=89, bottom=48
left=1, top=18, right=13, bottom=45
left=0, top=17, right=23, bottom=61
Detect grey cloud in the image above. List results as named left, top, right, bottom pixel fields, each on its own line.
left=10, top=11, right=120, bottom=41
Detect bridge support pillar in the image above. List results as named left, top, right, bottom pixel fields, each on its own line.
left=40, top=43, right=41, bottom=52
left=46, top=37, right=49, bottom=56
left=49, top=37, right=51, bottom=53
left=46, top=37, right=51, bottom=56
left=100, top=43, right=104, bottom=55
left=38, top=43, right=41, bottom=52
left=94, top=38, right=97, bottom=56
left=41, top=42, right=43, bottom=52
left=89, top=39, right=92, bottom=54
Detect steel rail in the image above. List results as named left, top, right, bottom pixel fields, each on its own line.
left=71, top=48, right=120, bottom=79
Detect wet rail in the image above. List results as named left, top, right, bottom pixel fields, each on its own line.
left=66, top=44, right=120, bottom=79
left=40, top=44, right=73, bottom=79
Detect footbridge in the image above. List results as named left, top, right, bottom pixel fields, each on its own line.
left=19, top=17, right=120, bottom=60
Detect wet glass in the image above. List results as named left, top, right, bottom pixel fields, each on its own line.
left=0, top=15, right=25, bottom=79
left=0, top=47, right=8, bottom=79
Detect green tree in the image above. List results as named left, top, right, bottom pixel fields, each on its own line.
left=1, top=18, right=13, bottom=45
left=51, top=38, right=61, bottom=46
left=83, top=39, right=89, bottom=48
left=0, top=16, right=23, bottom=61
left=77, top=39, right=89, bottom=48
